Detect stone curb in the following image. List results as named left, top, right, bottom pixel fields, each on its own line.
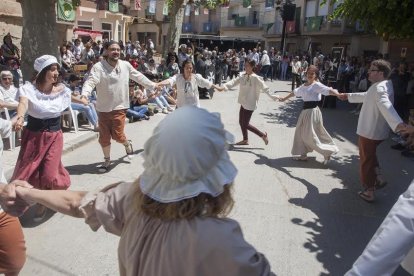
left=62, top=132, right=98, bottom=155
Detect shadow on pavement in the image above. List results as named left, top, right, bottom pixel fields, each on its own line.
left=235, top=149, right=411, bottom=275
left=65, top=149, right=143, bottom=175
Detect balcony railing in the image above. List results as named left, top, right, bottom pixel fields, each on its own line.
left=96, top=0, right=129, bottom=14
left=221, top=17, right=261, bottom=28
left=201, top=22, right=219, bottom=33
left=182, top=23, right=193, bottom=33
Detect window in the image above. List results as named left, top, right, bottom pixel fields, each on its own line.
left=118, top=24, right=122, bottom=41
left=305, top=0, right=316, bottom=17
left=102, top=23, right=112, bottom=40
left=318, top=0, right=329, bottom=16
left=78, top=20, right=92, bottom=30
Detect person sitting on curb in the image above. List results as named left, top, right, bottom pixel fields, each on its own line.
left=127, top=83, right=149, bottom=122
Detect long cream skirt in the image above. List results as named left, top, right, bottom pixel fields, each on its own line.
left=291, top=107, right=339, bottom=158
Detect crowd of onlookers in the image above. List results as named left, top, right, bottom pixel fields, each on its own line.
left=0, top=33, right=413, bottom=156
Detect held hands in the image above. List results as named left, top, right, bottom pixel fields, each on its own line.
left=0, top=180, right=33, bottom=217
left=215, top=86, right=225, bottom=92
left=272, top=95, right=285, bottom=102
left=12, top=116, right=24, bottom=131
left=337, top=93, right=348, bottom=101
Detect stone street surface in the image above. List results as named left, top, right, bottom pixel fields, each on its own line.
left=13, top=80, right=413, bottom=276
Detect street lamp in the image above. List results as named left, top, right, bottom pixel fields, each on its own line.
left=276, top=0, right=296, bottom=55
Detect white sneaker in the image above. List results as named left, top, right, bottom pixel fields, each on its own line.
left=167, top=107, right=174, bottom=112
left=162, top=108, right=169, bottom=114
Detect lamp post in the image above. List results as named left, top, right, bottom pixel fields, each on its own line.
left=276, top=0, right=296, bottom=55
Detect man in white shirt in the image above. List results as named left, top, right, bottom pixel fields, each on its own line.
left=291, top=56, right=302, bottom=90
left=260, top=50, right=271, bottom=81
left=338, top=59, right=407, bottom=202
left=82, top=41, right=161, bottom=172
left=0, top=71, right=18, bottom=114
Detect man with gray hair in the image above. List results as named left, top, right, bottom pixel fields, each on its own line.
left=0, top=71, right=18, bottom=114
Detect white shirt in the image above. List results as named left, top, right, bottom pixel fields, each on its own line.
left=293, top=82, right=331, bottom=101
left=168, top=74, right=212, bottom=108
left=348, top=80, right=402, bottom=140
left=0, top=84, right=19, bottom=104
left=345, top=179, right=414, bottom=276
left=291, top=61, right=302, bottom=74
left=224, top=73, right=272, bottom=111
left=82, top=59, right=156, bottom=112
left=17, top=83, right=71, bottom=119
left=0, top=118, right=11, bottom=213
left=260, top=54, right=271, bottom=66
left=251, top=53, right=260, bottom=65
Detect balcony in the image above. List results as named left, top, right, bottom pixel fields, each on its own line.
left=221, top=16, right=262, bottom=29
left=97, top=0, right=129, bottom=15
left=182, top=23, right=193, bottom=33
left=201, top=22, right=219, bottom=34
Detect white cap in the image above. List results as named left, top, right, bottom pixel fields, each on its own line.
left=140, top=106, right=238, bottom=203
left=33, top=55, right=59, bottom=73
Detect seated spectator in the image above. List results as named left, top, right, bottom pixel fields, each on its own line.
left=60, top=45, right=75, bottom=71
left=72, top=39, right=83, bottom=62
left=127, top=83, right=149, bottom=122
left=0, top=71, right=18, bottom=116
left=167, top=56, right=180, bottom=77
left=1, top=33, right=20, bottom=63
left=145, top=87, right=173, bottom=114
left=136, top=57, right=149, bottom=74
left=4, top=58, right=22, bottom=88
left=160, top=86, right=177, bottom=106
left=129, top=55, right=139, bottom=69
left=80, top=43, right=95, bottom=64
left=157, top=58, right=168, bottom=78
left=145, top=59, right=158, bottom=80
left=67, top=74, right=99, bottom=131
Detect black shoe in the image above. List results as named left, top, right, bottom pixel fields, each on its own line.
left=391, top=143, right=406, bottom=150
left=144, top=115, right=150, bottom=120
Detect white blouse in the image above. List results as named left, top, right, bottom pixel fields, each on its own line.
left=224, top=73, right=271, bottom=111
left=168, top=74, right=212, bottom=108
left=17, top=83, right=71, bottom=119
left=293, top=81, right=331, bottom=102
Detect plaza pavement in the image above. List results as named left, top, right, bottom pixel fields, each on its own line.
left=4, top=79, right=413, bottom=276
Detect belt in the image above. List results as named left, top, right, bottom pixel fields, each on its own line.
left=26, top=115, right=61, bottom=132
left=303, top=101, right=319, bottom=110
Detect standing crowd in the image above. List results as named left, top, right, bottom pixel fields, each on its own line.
left=0, top=33, right=413, bottom=275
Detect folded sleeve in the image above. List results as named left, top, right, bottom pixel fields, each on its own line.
left=79, top=181, right=134, bottom=236
left=195, top=74, right=212, bottom=89
left=347, top=92, right=367, bottom=103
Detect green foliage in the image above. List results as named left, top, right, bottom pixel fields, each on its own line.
left=323, top=0, right=414, bottom=39
left=71, top=0, right=81, bottom=7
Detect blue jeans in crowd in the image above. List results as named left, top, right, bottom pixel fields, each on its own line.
left=71, top=103, right=98, bottom=127
left=150, top=95, right=171, bottom=109
left=127, top=105, right=148, bottom=119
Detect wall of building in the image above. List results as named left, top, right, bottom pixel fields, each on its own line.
left=0, top=0, right=22, bottom=49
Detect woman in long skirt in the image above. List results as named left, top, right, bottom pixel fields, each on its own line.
left=276, top=65, right=340, bottom=164
left=12, top=55, right=72, bottom=221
